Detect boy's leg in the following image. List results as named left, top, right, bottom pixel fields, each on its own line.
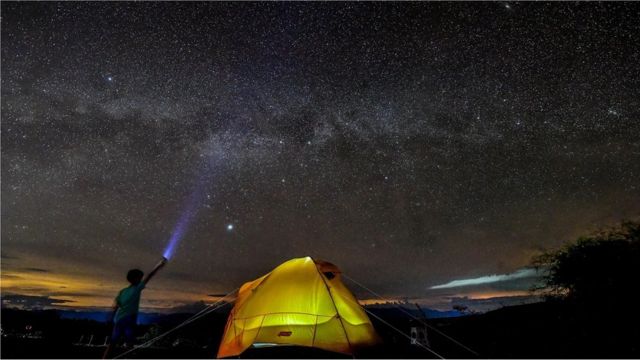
left=123, top=326, right=135, bottom=347
left=103, top=321, right=122, bottom=359
left=122, top=315, right=137, bottom=347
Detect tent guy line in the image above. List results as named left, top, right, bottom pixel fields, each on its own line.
left=115, top=257, right=453, bottom=359
left=361, top=307, right=445, bottom=359
left=342, top=273, right=479, bottom=356
left=112, top=288, right=238, bottom=359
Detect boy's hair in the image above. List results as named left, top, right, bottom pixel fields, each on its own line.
left=127, top=269, right=144, bottom=284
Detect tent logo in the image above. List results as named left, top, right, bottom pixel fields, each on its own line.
left=277, top=331, right=292, bottom=337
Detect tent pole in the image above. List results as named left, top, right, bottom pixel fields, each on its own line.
left=313, top=263, right=355, bottom=358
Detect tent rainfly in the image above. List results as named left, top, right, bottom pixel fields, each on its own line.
left=217, top=256, right=380, bottom=358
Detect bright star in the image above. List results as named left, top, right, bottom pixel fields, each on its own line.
left=227, top=224, right=234, bottom=231
left=107, top=76, right=113, bottom=82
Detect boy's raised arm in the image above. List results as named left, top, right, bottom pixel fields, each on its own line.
left=143, top=257, right=167, bottom=285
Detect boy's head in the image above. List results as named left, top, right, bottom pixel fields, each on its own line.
left=127, top=269, right=144, bottom=285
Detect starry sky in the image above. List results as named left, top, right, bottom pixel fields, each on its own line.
left=2, top=2, right=639, bottom=311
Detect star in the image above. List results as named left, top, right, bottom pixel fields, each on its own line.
left=1, top=1, right=637, bottom=314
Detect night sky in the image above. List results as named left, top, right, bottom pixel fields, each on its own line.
left=2, top=2, right=639, bottom=311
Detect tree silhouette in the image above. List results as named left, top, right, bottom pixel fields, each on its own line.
left=534, top=220, right=639, bottom=310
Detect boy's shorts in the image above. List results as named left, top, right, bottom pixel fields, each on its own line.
left=111, top=314, right=138, bottom=344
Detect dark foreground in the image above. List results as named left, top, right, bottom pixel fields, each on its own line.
left=2, top=301, right=639, bottom=358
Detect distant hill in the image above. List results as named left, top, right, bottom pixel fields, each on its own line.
left=57, top=310, right=169, bottom=324
left=364, top=303, right=465, bottom=318
left=54, top=302, right=463, bottom=324
left=55, top=300, right=232, bottom=324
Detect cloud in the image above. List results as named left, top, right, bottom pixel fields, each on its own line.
left=1, top=274, right=23, bottom=279
left=1, top=294, right=76, bottom=309
left=48, top=291, right=100, bottom=298
left=429, top=268, right=541, bottom=290
left=22, top=267, right=51, bottom=273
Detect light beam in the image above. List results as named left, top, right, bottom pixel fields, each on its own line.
left=162, top=176, right=207, bottom=260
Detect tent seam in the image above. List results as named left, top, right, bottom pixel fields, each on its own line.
left=313, top=259, right=355, bottom=356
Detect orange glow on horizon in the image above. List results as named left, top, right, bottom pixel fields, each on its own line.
left=2, top=268, right=538, bottom=311
left=460, top=290, right=534, bottom=300
left=1, top=270, right=211, bottom=309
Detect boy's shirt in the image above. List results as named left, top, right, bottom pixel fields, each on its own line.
left=114, top=282, right=145, bottom=323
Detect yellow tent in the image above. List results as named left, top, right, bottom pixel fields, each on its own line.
left=217, top=257, right=380, bottom=358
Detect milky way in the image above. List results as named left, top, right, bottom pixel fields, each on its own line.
left=1, top=2, right=639, bottom=309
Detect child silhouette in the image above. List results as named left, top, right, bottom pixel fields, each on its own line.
left=103, top=257, right=167, bottom=359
